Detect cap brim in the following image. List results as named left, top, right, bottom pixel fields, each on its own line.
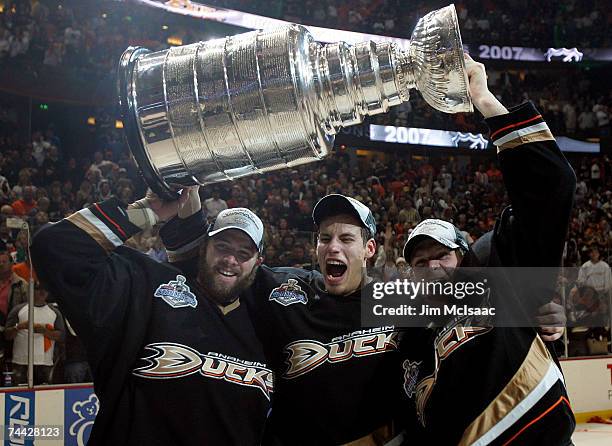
left=208, top=226, right=260, bottom=252
left=313, top=195, right=362, bottom=227
left=403, top=234, right=460, bottom=262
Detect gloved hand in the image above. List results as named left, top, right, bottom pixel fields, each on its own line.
left=128, top=187, right=193, bottom=229
left=535, top=302, right=566, bottom=342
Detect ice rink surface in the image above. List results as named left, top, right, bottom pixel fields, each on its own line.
left=573, top=423, right=612, bottom=446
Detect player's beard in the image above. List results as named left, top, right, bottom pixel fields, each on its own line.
left=198, top=258, right=259, bottom=306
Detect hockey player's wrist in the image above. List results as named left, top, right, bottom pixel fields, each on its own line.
left=472, top=92, right=508, bottom=119
left=178, top=186, right=202, bottom=219
left=127, top=200, right=159, bottom=231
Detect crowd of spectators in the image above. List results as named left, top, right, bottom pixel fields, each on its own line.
left=207, top=0, right=611, bottom=47
left=2, top=112, right=610, bottom=273
left=1, top=1, right=609, bottom=138
left=375, top=69, right=611, bottom=139
left=3, top=0, right=611, bottom=65
left=0, top=0, right=174, bottom=76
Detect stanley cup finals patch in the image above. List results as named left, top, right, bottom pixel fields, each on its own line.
left=154, top=275, right=198, bottom=308
left=268, top=279, right=308, bottom=306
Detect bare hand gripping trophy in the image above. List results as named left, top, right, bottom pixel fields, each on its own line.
left=118, top=4, right=472, bottom=199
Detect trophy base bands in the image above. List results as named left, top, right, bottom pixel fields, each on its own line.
left=2, top=425, right=63, bottom=441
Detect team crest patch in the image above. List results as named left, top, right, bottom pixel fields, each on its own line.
left=154, top=275, right=198, bottom=308
left=402, top=360, right=422, bottom=398
left=268, top=279, right=308, bottom=306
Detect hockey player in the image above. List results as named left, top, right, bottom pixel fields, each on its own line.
left=31, top=191, right=273, bottom=445
left=398, top=55, right=576, bottom=445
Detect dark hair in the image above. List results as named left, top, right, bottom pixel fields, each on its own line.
left=360, top=227, right=372, bottom=246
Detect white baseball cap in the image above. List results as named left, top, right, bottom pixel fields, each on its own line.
left=312, top=194, right=377, bottom=238
left=403, top=219, right=468, bottom=261
left=208, top=208, right=264, bottom=252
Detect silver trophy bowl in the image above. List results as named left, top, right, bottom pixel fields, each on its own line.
left=118, top=4, right=472, bottom=199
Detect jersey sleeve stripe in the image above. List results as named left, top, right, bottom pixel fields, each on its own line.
left=80, top=208, right=123, bottom=247
left=93, top=202, right=128, bottom=239
left=490, top=114, right=543, bottom=140
left=459, top=336, right=566, bottom=446
left=66, top=211, right=118, bottom=252
left=494, top=127, right=555, bottom=153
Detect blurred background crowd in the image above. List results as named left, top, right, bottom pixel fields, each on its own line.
left=0, top=0, right=610, bottom=385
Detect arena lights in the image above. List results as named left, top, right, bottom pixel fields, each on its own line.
left=134, top=0, right=612, bottom=62
left=87, top=117, right=96, bottom=126
left=167, top=36, right=183, bottom=46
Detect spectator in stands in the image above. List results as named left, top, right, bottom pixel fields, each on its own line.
left=0, top=246, right=27, bottom=318
left=89, top=150, right=116, bottom=179
left=11, top=185, right=36, bottom=216
left=594, top=103, right=610, bottom=136
left=11, top=229, right=31, bottom=278
left=0, top=28, right=11, bottom=58
left=11, top=168, right=33, bottom=200
left=75, top=179, right=94, bottom=208
left=569, top=285, right=607, bottom=327
left=590, top=160, right=602, bottom=190
left=146, top=235, right=167, bottom=263
left=204, top=189, right=228, bottom=218
left=578, top=106, right=597, bottom=136
left=31, top=131, right=49, bottom=167
left=4, top=281, right=65, bottom=385
left=63, top=316, right=92, bottom=383
left=576, top=245, right=612, bottom=301
left=97, top=179, right=113, bottom=201
left=563, top=102, right=577, bottom=135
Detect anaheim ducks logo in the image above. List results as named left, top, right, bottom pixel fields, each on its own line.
left=133, top=343, right=202, bottom=378
left=284, top=327, right=400, bottom=379
left=405, top=325, right=492, bottom=426
left=133, top=343, right=274, bottom=400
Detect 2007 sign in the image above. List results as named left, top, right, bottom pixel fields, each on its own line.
left=478, top=45, right=523, bottom=60
left=384, top=126, right=431, bottom=144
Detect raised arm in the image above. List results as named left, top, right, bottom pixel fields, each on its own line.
left=159, top=187, right=207, bottom=278
left=466, top=54, right=576, bottom=268
left=31, top=193, right=185, bottom=376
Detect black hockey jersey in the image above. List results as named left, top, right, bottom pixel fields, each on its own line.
left=32, top=199, right=273, bottom=445
left=398, top=102, right=576, bottom=445
left=251, top=268, right=404, bottom=445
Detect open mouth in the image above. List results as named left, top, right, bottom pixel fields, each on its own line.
left=325, top=260, right=347, bottom=281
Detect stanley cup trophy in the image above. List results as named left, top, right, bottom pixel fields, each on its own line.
left=118, top=4, right=472, bottom=199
